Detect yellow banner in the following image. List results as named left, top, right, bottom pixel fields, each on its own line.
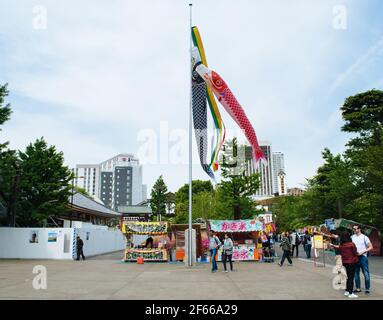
left=313, top=235, right=324, bottom=249
left=122, top=221, right=168, bottom=234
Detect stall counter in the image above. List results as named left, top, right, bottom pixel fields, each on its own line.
left=217, top=245, right=259, bottom=261
left=124, top=248, right=168, bottom=262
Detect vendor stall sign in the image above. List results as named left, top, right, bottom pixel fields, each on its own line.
left=125, top=249, right=166, bottom=261
left=209, top=219, right=263, bottom=232
left=313, top=235, right=324, bottom=249
left=123, top=221, right=168, bottom=234
left=264, top=222, right=276, bottom=234
left=217, top=246, right=256, bottom=261
left=257, top=213, right=273, bottom=223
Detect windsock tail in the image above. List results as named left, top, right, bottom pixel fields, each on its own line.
left=202, top=164, right=216, bottom=181
left=253, top=147, right=267, bottom=166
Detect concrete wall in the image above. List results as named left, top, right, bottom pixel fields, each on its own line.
left=0, top=227, right=125, bottom=260
left=0, top=228, right=74, bottom=259
left=74, top=228, right=125, bottom=258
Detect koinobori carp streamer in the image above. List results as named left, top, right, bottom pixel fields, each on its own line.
left=193, top=60, right=266, bottom=165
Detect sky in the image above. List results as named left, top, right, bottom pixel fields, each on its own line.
left=0, top=0, right=383, bottom=193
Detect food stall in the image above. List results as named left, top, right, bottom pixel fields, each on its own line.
left=170, top=224, right=203, bottom=262
left=208, top=219, right=270, bottom=261
left=122, top=221, right=169, bottom=262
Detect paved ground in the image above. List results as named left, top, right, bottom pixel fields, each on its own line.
left=275, top=244, right=383, bottom=277
left=1, top=250, right=383, bottom=300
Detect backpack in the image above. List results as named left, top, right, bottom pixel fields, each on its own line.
left=295, top=233, right=301, bottom=245
left=214, top=237, right=221, bottom=249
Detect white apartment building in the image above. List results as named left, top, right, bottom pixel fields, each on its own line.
left=75, top=154, right=146, bottom=211
left=245, top=143, right=287, bottom=198
left=74, top=165, right=100, bottom=198
left=272, top=152, right=286, bottom=195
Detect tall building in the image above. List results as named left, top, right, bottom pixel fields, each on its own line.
left=272, top=152, right=286, bottom=195
left=75, top=154, right=146, bottom=211
left=74, top=164, right=100, bottom=198
left=245, top=143, right=287, bottom=198
left=245, top=142, right=274, bottom=198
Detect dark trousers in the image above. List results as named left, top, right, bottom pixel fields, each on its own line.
left=222, top=253, right=233, bottom=271
left=344, top=263, right=357, bottom=294
left=291, top=244, right=299, bottom=257
left=76, top=247, right=85, bottom=260
left=280, top=249, right=292, bottom=265
left=304, top=244, right=312, bottom=258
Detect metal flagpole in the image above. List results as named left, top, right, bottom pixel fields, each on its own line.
left=188, top=1, right=193, bottom=267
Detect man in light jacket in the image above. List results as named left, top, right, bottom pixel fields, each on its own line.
left=209, top=232, right=221, bottom=273
left=222, top=233, right=234, bottom=272
left=290, top=230, right=301, bottom=258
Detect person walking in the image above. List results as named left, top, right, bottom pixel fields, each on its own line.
left=331, top=233, right=359, bottom=298
left=76, top=236, right=85, bottom=261
left=278, top=232, right=292, bottom=266
left=352, top=225, right=373, bottom=294
left=222, top=234, right=234, bottom=272
left=290, top=230, right=301, bottom=258
left=302, top=231, right=312, bottom=259
left=209, top=232, right=221, bottom=273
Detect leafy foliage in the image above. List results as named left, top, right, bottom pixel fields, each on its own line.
left=17, top=138, right=73, bottom=226
left=150, top=175, right=168, bottom=220
left=273, top=90, right=383, bottom=233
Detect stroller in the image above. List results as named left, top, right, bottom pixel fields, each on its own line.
left=262, top=245, right=275, bottom=263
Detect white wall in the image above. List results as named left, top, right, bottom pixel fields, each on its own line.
left=0, top=227, right=125, bottom=260
left=0, top=228, right=74, bottom=259
left=74, top=228, right=125, bottom=258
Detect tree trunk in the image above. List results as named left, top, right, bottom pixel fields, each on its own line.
left=234, top=204, right=241, bottom=220
left=337, top=199, right=342, bottom=219
left=232, top=179, right=241, bottom=220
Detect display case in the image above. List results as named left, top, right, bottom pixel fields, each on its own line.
left=122, top=221, right=169, bottom=262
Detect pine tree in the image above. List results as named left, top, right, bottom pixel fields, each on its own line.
left=150, top=175, right=168, bottom=221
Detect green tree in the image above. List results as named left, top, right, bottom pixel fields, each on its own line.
left=0, top=83, right=12, bottom=149
left=150, top=175, right=168, bottom=221
left=192, top=191, right=217, bottom=222
left=341, top=89, right=383, bottom=229
left=0, top=83, right=20, bottom=226
left=174, top=180, right=214, bottom=223
left=217, top=138, right=260, bottom=220
left=17, top=138, right=73, bottom=226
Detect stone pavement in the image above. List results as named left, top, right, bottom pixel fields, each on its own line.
left=0, top=251, right=382, bottom=300
left=276, top=244, right=383, bottom=277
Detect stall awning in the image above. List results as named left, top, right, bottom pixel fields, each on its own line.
left=122, top=221, right=168, bottom=234
left=334, top=219, right=378, bottom=236
left=209, top=219, right=264, bottom=233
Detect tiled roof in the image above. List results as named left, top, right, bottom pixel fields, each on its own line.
left=70, top=193, right=121, bottom=217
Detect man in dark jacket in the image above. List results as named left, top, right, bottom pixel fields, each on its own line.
left=76, top=236, right=86, bottom=261
left=278, top=232, right=293, bottom=266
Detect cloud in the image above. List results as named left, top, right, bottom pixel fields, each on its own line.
left=330, top=35, right=383, bottom=93
left=1, top=0, right=382, bottom=193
